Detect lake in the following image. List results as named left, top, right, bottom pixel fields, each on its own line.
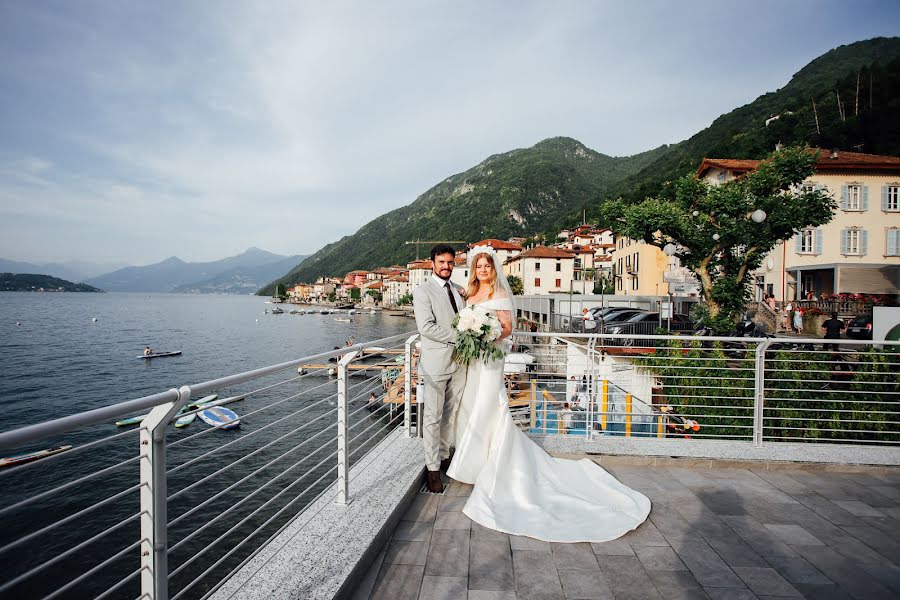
left=0, top=292, right=416, bottom=599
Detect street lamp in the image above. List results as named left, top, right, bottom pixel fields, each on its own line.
left=662, top=244, right=677, bottom=331
left=751, top=209, right=767, bottom=223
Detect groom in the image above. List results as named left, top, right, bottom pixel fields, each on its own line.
left=412, top=244, right=467, bottom=493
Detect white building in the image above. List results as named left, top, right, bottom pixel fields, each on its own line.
left=504, top=246, right=576, bottom=295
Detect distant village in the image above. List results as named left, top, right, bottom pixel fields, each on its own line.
left=288, top=148, right=900, bottom=307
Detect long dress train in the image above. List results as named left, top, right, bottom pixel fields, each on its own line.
left=446, top=302, right=651, bottom=543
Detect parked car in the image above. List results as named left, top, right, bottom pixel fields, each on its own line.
left=605, top=312, right=693, bottom=345
left=845, top=314, right=873, bottom=340
left=573, top=308, right=645, bottom=332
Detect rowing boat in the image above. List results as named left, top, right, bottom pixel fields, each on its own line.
left=1, top=445, right=73, bottom=468
left=138, top=351, right=182, bottom=359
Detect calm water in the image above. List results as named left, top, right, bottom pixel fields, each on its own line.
left=0, top=292, right=415, bottom=599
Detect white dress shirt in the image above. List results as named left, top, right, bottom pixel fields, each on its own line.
left=432, top=273, right=463, bottom=311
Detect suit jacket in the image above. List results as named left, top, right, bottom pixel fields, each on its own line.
left=413, top=277, right=465, bottom=379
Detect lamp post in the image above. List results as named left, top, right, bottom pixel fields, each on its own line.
left=663, top=243, right=677, bottom=331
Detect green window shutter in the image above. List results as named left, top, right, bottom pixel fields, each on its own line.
left=795, top=234, right=803, bottom=253
left=862, top=186, right=869, bottom=210
left=860, top=230, right=868, bottom=256
left=841, top=185, right=848, bottom=210
left=814, top=230, right=823, bottom=255
left=840, top=229, right=849, bottom=254
left=883, top=186, right=890, bottom=211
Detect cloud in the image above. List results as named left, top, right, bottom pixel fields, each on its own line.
left=0, top=1, right=898, bottom=264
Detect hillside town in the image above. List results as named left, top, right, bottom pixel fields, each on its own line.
left=288, top=148, right=900, bottom=315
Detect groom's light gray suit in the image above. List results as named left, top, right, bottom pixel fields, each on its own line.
left=413, top=277, right=467, bottom=472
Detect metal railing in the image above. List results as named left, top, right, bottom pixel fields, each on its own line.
left=506, top=331, right=900, bottom=447
left=0, top=332, right=418, bottom=600
left=2, top=328, right=898, bottom=599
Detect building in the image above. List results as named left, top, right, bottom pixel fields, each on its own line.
left=609, top=237, right=674, bottom=296
left=407, top=260, right=433, bottom=289
left=698, top=149, right=900, bottom=300
left=503, top=246, right=575, bottom=295
left=384, top=275, right=411, bottom=306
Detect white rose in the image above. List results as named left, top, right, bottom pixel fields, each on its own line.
left=457, top=309, right=476, bottom=332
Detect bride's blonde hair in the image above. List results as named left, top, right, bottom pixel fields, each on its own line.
left=467, top=253, right=496, bottom=299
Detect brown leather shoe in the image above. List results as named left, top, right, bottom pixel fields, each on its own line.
left=426, top=470, right=444, bottom=494
left=440, top=458, right=452, bottom=472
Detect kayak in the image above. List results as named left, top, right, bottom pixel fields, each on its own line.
left=116, top=396, right=217, bottom=427
left=198, top=407, right=241, bottom=430
left=1, top=445, right=73, bottom=469
left=138, top=351, right=182, bottom=359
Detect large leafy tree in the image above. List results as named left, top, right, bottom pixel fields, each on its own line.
left=602, top=147, right=835, bottom=332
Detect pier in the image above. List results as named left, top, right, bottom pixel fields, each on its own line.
left=0, top=331, right=898, bottom=599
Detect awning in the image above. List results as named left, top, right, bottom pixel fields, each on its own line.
left=838, top=266, right=900, bottom=295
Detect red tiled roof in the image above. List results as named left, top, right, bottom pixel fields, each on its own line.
left=696, top=159, right=760, bottom=178
left=698, top=149, right=900, bottom=178
left=408, top=260, right=433, bottom=269
left=469, top=238, right=523, bottom=251
left=367, top=281, right=384, bottom=289
left=506, top=246, right=575, bottom=262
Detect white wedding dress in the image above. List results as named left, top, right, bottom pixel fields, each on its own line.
left=446, top=299, right=651, bottom=543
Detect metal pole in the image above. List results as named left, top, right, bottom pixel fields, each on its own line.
left=753, top=340, right=772, bottom=447
left=336, top=351, right=358, bottom=505
left=404, top=335, right=418, bottom=438
left=140, top=385, right=190, bottom=600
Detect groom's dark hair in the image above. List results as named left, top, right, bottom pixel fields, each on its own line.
left=430, top=244, right=456, bottom=261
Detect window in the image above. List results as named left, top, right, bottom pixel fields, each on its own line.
left=841, top=184, right=868, bottom=211
left=840, top=228, right=868, bottom=256
left=633, top=253, right=639, bottom=273
left=717, top=171, right=726, bottom=183
left=555, top=262, right=561, bottom=272
left=555, top=278, right=561, bottom=288
left=631, top=276, right=639, bottom=291
left=795, top=228, right=823, bottom=255
left=801, top=183, right=816, bottom=194
left=883, top=185, right=900, bottom=212
left=887, top=229, right=900, bottom=256
left=534, top=278, right=541, bottom=287
left=535, top=261, right=541, bottom=271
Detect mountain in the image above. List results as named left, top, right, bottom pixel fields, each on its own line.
left=1, top=273, right=103, bottom=293
left=262, top=37, right=900, bottom=292
left=602, top=37, right=900, bottom=205
left=262, top=139, right=668, bottom=292
left=0, top=258, right=127, bottom=282
left=85, top=248, right=306, bottom=293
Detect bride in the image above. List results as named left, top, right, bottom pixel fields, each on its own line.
left=446, top=246, right=651, bottom=543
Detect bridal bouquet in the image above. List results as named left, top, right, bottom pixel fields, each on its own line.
left=452, top=305, right=505, bottom=366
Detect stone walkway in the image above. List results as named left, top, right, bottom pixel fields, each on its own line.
left=352, top=460, right=900, bottom=600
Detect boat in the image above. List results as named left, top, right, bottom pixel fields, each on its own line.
left=320, top=309, right=330, bottom=314
left=270, top=307, right=284, bottom=314
left=198, top=407, right=241, bottom=430
left=1, top=445, right=72, bottom=469
left=138, top=351, right=182, bottom=359
left=370, top=310, right=376, bottom=315
left=348, top=309, right=356, bottom=315
left=334, top=318, right=352, bottom=323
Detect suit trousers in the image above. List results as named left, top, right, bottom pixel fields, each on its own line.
left=422, top=369, right=466, bottom=471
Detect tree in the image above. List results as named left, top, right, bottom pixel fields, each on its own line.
left=601, top=146, right=835, bottom=332
left=507, top=275, right=524, bottom=295
left=397, top=293, right=413, bottom=306
left=274, top=283, right=286, bottom=300
left=350, top=287, right=361, bottom=301
left=592, top=276, right=614, bottom=295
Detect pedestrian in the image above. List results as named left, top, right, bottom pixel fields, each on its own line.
left=783, top=301, right=793, bottom=331
left=793, top=309, right=803, bottom=334
left=821, top=311, right=845, bottom=352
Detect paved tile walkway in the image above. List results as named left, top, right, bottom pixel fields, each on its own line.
left=352, top=460, right=900, bottom=600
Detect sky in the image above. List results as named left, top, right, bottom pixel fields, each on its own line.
left=1, top=1, right=898, bottom=267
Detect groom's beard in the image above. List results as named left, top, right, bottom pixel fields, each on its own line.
left=434, top=268, right=452, bottom=280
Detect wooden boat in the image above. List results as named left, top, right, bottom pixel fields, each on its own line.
left=1, top=445, right=72, bottom=468
left=138, top=351, right=182, bottom=359
left=334, top=317, right=352, bottom=323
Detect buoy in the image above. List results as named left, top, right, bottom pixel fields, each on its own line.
left=92, top=317, right=98, bottom=322
left=16, top=322, right=21, bottom=326
left=255, top=319, right=259, bottom=323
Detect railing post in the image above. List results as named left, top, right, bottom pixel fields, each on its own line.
left=753, top=340, right=772, bottom=447
left=140, top=385, right=190, bottom=600
left=336, top=351, right=358, bottom=505
left=601, top=379, right=608, bottom=432
left=625, top=393, right=633, bottom=437
left=404, top=335, right=418, bottom=438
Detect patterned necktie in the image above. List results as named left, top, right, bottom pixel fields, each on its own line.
left=444, top=282, right=459, bottom=314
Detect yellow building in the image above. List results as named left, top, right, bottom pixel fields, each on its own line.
left=698, top=149, right=900, bottom=301
left=609, top=237, right=674, bottom=296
